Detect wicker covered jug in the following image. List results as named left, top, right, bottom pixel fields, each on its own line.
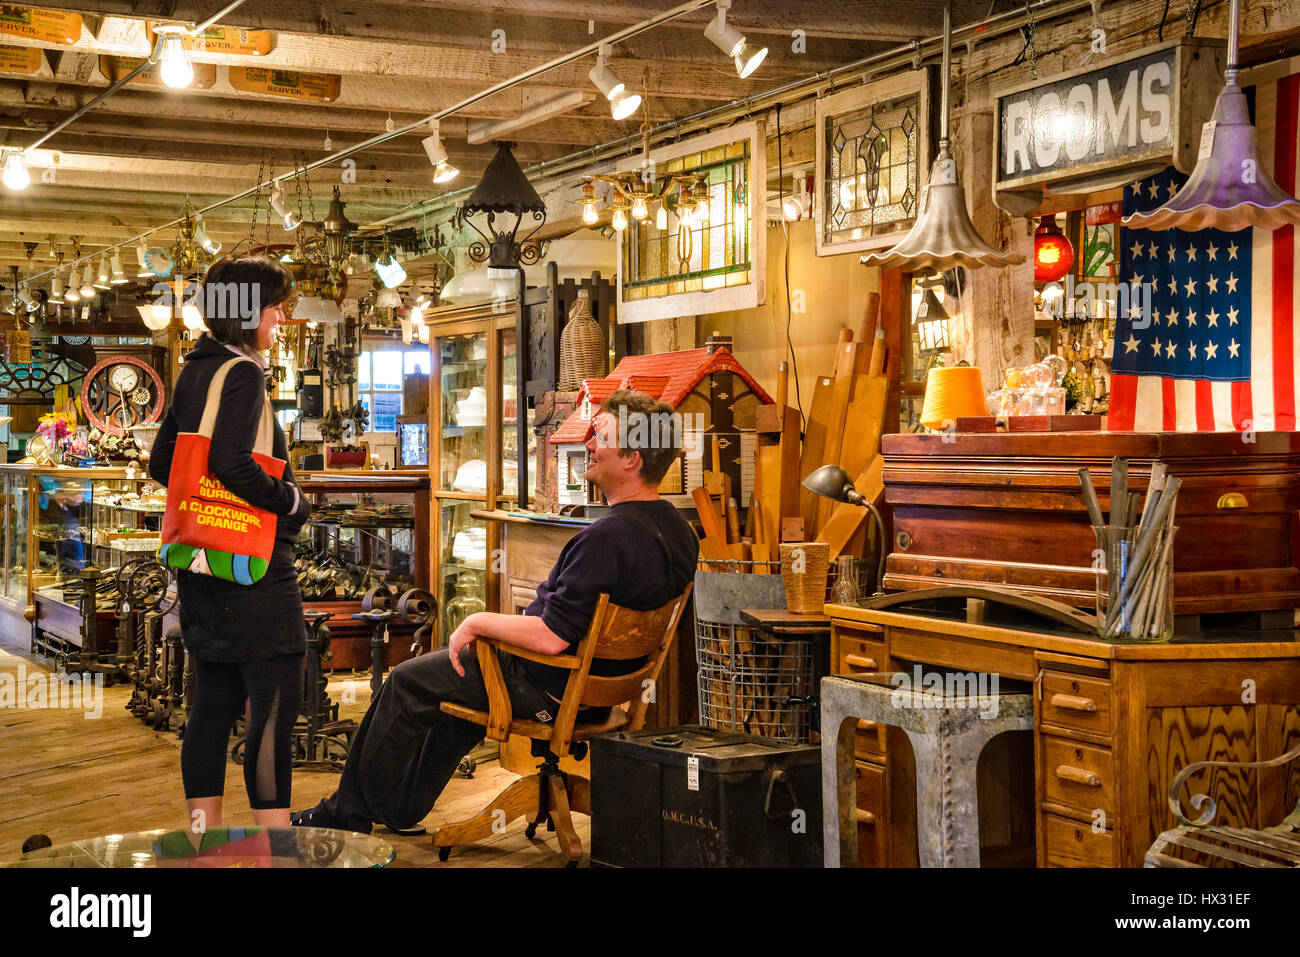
left=558, top=289, right=606, bottom=390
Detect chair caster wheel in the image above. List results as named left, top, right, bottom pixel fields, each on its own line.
left=437, top=846, right=451, bottom=862
left=524, top=823, right=538, bottom=839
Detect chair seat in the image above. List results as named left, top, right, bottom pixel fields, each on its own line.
left=440, top=701, right=630, bottom=742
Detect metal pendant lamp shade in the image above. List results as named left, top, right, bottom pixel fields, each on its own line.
left=1123, top=0, right=1300, bottom=231
left=462, top=140, right=548, bottom=279
left=861, top=1, right=1023, bottom=273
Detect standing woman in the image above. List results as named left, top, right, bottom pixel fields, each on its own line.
left=149, top=254, right=310, bottom=829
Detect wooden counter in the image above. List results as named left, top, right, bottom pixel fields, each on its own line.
left=825, top=597, right=1300, bottom=867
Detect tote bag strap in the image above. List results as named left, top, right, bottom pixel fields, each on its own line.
left=197, top=356, right=277, bottom=458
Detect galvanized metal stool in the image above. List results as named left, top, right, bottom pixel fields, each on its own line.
left=1146, top=744, right=1300, bottom=867
left=820, top=672, right=1033, bottom=867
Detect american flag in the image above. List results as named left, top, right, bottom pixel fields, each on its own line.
left=1109, top=71, right=1300, bottom=432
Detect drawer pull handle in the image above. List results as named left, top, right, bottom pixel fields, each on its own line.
left=844, top=654, right=878, bottom=670
left=1056, top=765, right=1101, bottom=787
left=1216, top=492, right=1248, bottom=509
left=855, top=809, right=876, bottom=826
left=857, top=719, right=878, bottom=732
left=1050, top=693, right=1098, bottom=713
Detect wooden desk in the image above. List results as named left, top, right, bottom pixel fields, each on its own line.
left=826, top=600, right=1300, bottom=867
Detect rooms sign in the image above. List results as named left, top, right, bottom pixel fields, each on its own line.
left=993, top=39, right=1223, bottom=205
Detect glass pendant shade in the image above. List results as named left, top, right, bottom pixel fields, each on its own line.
left=1121, top=0, right=1300, bottom=232
left=375, top=286, right=402, bottom=309
left=1033, top=215, right=1074, bottom=282
left=137, top=304, right=172, bottom=330
left=375, top=253, right=406, bottom=288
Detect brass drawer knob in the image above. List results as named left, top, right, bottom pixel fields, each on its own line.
left=1056, top=765, right=1102, bottom=787
left=1050, top=693, right=1098, bottom=712
left=1216, top=492, right=1248, bottom=509
left=855, top=809, right=876, bottom=825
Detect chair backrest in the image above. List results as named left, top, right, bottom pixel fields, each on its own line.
left=550, top=583, right=693, bottom=746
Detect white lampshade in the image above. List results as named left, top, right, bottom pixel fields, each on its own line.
left=137, top=304, right=173, bottom=331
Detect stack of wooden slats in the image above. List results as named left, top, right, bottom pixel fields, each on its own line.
left=694, top=291, right=891, bottom=570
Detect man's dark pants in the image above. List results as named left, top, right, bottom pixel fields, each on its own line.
left=316, top=647, right=557, bottom=832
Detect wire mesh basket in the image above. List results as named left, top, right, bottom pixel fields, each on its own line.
left=692, top=568, right=817, bottom=743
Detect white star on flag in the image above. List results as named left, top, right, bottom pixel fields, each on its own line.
left=1153, top=308, right=1162, bottom=325
left=1186, top=245, right=1197, bottom=261
left=1229, top=339, right=1240, bottom=358
left=1228, top=306, right=1239, bottom=325
left=1167, top=246, right=1177, bottom=263
left=1130, top=241, right=1144, bottom=258
left=1205, top=242, right=1219, bottom=261
left=1167, top=308, right=1179, bottom=325
left=1124, top=335, right=1139, bottom=353
left=1189, top=342, right=1198, bottom=359
left=1128, top=301, right=1143, bottom=320
left=1148, top=241, right=1159, bottom=259
left=1148, top=182, right=1160, bottom=198
left=1206, top=308, right=1219, bottom=326
left=1205, top=341, right=1219, bottom=359
left=1206, top=274, right=1219, bottom=293
left=1165, top=341, right=1177, bottom=358
left=1167, top=277, right=1178, bottom=295
left=1183, top=278, right=1197, bottom=296
left=1151, top=338, right=1162, bottom=355
left=1226, top=273, right=1239, bottom=293
left=1227, top=242, right=1239, bottom=260
left=1187, top=310, right=1197, bottom=325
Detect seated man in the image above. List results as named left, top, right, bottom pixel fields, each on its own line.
left=294, top=390, right=699, bottom=833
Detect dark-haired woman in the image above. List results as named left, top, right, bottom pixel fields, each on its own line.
left=149, top=254, right=311, bottom=830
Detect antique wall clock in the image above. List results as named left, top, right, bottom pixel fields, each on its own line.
left=80, top=355, right=166, bottom=436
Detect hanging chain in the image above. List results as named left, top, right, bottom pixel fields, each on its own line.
left=1025, top=3, right=1039, bottom=78
left=300, top=151, right=317, bottom=224
left=293, top=155, right=307, bottom=228
left=1184, top=0, right=1199, bottom=36
left=249, top=148, right=267, bottom=249
left=263, top=150, right=276, bottom=249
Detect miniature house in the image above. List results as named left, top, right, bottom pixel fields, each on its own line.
left=549, top=334, right=772, bottom=507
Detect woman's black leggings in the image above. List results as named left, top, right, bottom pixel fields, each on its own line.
left=181, top=653, right=303, bottom=809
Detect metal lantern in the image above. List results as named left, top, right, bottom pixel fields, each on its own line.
left=915, top=287, right=951, bottom=353
left=320, top=186, right=358, bottom=266
left=860, top=0, right=1023, bottom=273
left=460, top=140, right=547, bottom=279
left=1123, top=0, right=1300, bottom=231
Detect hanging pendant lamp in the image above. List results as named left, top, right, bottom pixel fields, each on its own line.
left=1123, top=0, right=1300, bottom=231
left=860, top=0, right=1023, bottom=273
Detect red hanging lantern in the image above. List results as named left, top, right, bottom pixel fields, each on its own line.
left=1034, top=214, right=1074, bottom=283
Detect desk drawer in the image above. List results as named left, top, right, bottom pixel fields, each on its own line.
left=835, top=633, right=886, bottom=676
left=1043, top=736, right=1116, bottom=819
left=1043, top=813, right=1114, bottom=867
left=1041, top=671, right=1111, bottom=737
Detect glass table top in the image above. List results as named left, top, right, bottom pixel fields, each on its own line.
left=3, top=826, right=395, bottom=869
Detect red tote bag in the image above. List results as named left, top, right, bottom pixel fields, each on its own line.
left=158, top=357, right=285, bottom=585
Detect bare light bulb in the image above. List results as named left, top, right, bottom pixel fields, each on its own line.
left=656, top=205, right=668, bottom=230
left=1, top=150, right=29, bottom=191
left=582, top=203, right=599, bottom=226
left=631, top=196, right=648, bottom=220
left=155, top=28, right=194, bottom=89
left=611, top=207, right=628, bottom=231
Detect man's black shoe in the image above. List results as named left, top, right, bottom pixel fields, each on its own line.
left=290, top=804, right=372, bottom=834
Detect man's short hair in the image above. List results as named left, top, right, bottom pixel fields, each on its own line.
left=598, top=389, right=683, bottom=484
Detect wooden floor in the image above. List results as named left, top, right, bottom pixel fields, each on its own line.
left=0, top=631, right=588, bottom=867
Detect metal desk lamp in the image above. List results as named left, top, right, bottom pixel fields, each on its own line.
left=801, top=464, right=887, bottom=597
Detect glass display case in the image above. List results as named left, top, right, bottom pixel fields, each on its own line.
left=0, top=464, right=163, bottom=621
left=438, top=330, right=490, bottom=494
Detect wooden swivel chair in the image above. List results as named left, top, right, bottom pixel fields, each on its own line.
left=432, top=585, right=692, bottom=865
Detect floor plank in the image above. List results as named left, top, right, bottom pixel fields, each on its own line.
left=0, top=631, right=588, bottom=867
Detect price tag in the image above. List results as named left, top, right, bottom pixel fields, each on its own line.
left=687, top=755, right=700, bottom=791
left=1198, top=120, right=1217, bottom=161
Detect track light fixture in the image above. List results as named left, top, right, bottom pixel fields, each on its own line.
left=269, top=183, right=302, bottom=230
left=110, top=250, right=128, bottom=284
left=49, top=270, right=64, bottom=304
left=94, top=255, right=111, bottom=290
left=136, top=241, right=153, bottom=278
left=704, top=0, right=767, bottom=79
left=421, top=119, right=459, bottom=184
left=78, top=263, right=95, bottom=299
left=193, top=216, right=221, bottom=255
left=589, top=44, right=641, bottom=121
